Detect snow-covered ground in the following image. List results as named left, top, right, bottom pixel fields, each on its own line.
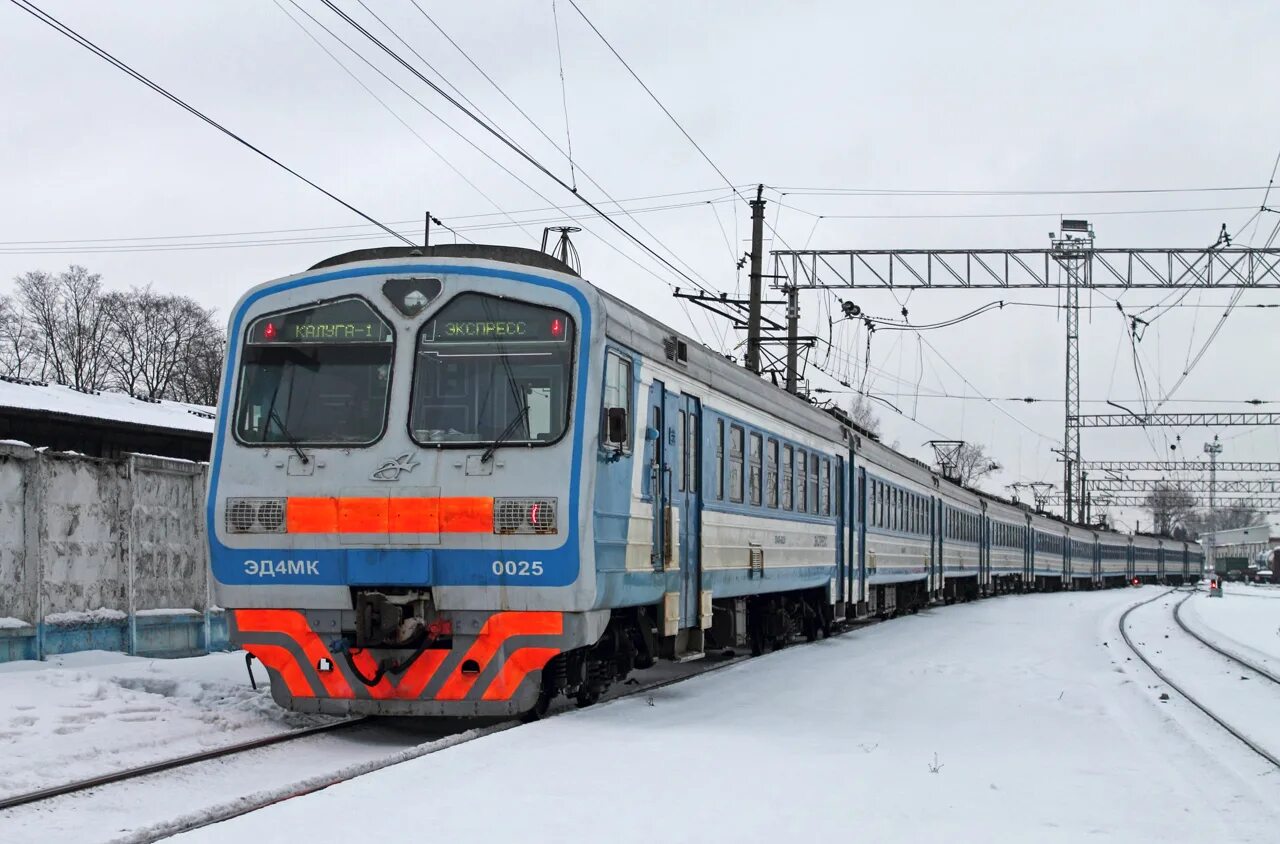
left=1183, top=585, right=1280, bottom=671
left=0, top=650, right=333, bottom=800
left=167, top=587, right=1279, bottom=844
left=8, top=588, right=1280, bottom=843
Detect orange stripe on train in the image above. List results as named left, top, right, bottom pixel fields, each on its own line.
left=286, top=497, right=494, bottom=534
left=236, top=609, right=355, bottom=699
left=436, top=611, right=564, bottom=701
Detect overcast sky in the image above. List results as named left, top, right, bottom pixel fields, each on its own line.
left=3, top=0, right=1279, bottom=529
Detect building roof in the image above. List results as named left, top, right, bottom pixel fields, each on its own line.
left=0, top=377, right=215, bottom=436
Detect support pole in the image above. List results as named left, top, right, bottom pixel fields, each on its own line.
left=784, top=284, right=800, bottom=394
left=1205, top=435, right=1221, bottom=573
left=745, top=184, right=766, bottom=374
left=424, top=211, right=431, bottom=249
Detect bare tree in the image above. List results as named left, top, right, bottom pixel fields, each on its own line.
left=850, top=394, right=881, bottom=436
left=0, top=294, right=43, bottom=379
left=15, top=265, right=114, bottom=391
left=174, top=330, right=225, bottom=406
left=1142, top=482, right=1196, bottom=535
left=102, top=286, right=220, bottom=399
left=954, top=442, right=1000, bottom=486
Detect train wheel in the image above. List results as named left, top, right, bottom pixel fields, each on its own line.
left=574, top=688, right=600, bottom=708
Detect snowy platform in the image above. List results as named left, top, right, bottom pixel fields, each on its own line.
left=169, top=587, right=1280, bottom=844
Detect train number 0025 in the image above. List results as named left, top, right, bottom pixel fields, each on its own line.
left=491, top=560, right=544, bottom=576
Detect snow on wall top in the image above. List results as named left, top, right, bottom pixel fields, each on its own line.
left=0, top=379, right=215, bottom=436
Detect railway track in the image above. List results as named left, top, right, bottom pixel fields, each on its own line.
left=1173, top=593, right=1280, bottom=684
left=0, top=717, right=370, bottom=812
left=1119, top=589, right=1280, bottom=770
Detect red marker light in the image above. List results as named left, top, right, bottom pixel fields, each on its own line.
left=264, top=322, right=277, bottom=340
left=550, top=318, right=564, bottom=338
left=427, top=619, right=453, bottom=638
left=529, top=502, right=541, bottom=525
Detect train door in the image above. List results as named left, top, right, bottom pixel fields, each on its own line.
left=645, top=382, right=667, bottom=572
left=836, top=455, right=847, bottom=612
left=979, top=511, right=990, bottom=594
left=856, top=467, right=867, bottom=608
left=932, top=499, right=943, bottom=598
left=1023, top=519, right=1033, bottom=585
left=669, top=392, right=702, bottom=630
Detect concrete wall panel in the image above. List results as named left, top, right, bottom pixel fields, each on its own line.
left=0, top=449, right=33, bottom=623
left=40, top=455, right=129, bottom=617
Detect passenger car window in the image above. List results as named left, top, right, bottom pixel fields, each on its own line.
left=783, top=446, right=794, bottom=510
left=729, top=425, right=744, bottom=503
left=748, top=433, right=763, bottom=506
left=602, top=351, right=632, bottom=450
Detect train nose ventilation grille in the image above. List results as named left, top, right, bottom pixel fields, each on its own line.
left=493, top=497, right=557, bottom=535
left=224, top=497, right=288, bottom=534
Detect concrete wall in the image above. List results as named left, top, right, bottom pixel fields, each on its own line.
left=0, top=443, right=226, bottom=662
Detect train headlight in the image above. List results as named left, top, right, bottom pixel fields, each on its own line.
left=493, top=498, right=557, bottom=535
left=224, top=497, right=288, bottom=534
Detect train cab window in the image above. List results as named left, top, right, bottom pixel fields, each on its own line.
left=748, top=433, right=763, bottom=506
left=820, top=460, right=831, bottom=516
left=766, top=440, right=779, bottom=508
left=602, top=351, right=632, bottom=451
left=782, top=446, right=794, bottom=510
left=729, top=425, right=745, bottom=503
left=715, top=419, right=725, bottom=500
left=236, top=298, right=393, bottom=446
left=796, top=450, right=808, bottom=512
left=410, top=293, right=574, bottom=447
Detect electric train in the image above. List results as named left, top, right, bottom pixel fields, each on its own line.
left=206, top=243, right=1199, bottom=718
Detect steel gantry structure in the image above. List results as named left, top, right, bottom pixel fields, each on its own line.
left=1086, top=479, right=1280, bottom=494
left=1079, top=460, right=1280, bottom=472
left=1042, top=494, right=1280, bottom=509
left=769, top=234, right=1280, bottom=521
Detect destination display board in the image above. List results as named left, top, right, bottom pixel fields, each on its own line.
left=248, top=298, right=392, bottom=345
left=421, top=294, right=571, bottom=346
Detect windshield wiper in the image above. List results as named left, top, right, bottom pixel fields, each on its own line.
left=268, top=407, right=309, bottom=465
left=481, top=405, right=529, bottom=464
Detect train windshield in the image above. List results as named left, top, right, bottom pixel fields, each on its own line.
left=411, top=293, right=575, bottom=447
left=234, top=298, right=393, bottom=446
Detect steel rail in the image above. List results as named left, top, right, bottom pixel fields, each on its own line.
left=1173, top=593, right=1280, bottom=685
left=1119, top=590, right=1280, bottom=769
left=0, top=717, right=368, bottom=812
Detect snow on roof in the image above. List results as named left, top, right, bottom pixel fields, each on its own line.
left=0, top=378, right=215, bottom=436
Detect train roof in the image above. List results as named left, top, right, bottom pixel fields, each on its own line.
left=310, top=244, right=579, bottom=276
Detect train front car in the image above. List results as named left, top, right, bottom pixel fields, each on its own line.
left=207, top=245, right=602, bottom=717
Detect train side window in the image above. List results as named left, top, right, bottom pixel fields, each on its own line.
left=782, top=446, right=794, bottom=510
left=602, top=352, right=632, bottom=451
left=748, top=432, right=763, bottom=506
left=808, top=453, right=820, bottom=515
left=820, top=460, right=831, bottom=516
left=715, top=419, right=725, bottom=500
left=677, top=411, right=686, bottom=492
left=796, top=450, right=808, bottom=512
left=766, top=439, right=779, bottom=508
left=729, top=424, right=744, bottom=503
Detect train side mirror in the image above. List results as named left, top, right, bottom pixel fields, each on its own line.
left=605, top=407, right=628, bottom=446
